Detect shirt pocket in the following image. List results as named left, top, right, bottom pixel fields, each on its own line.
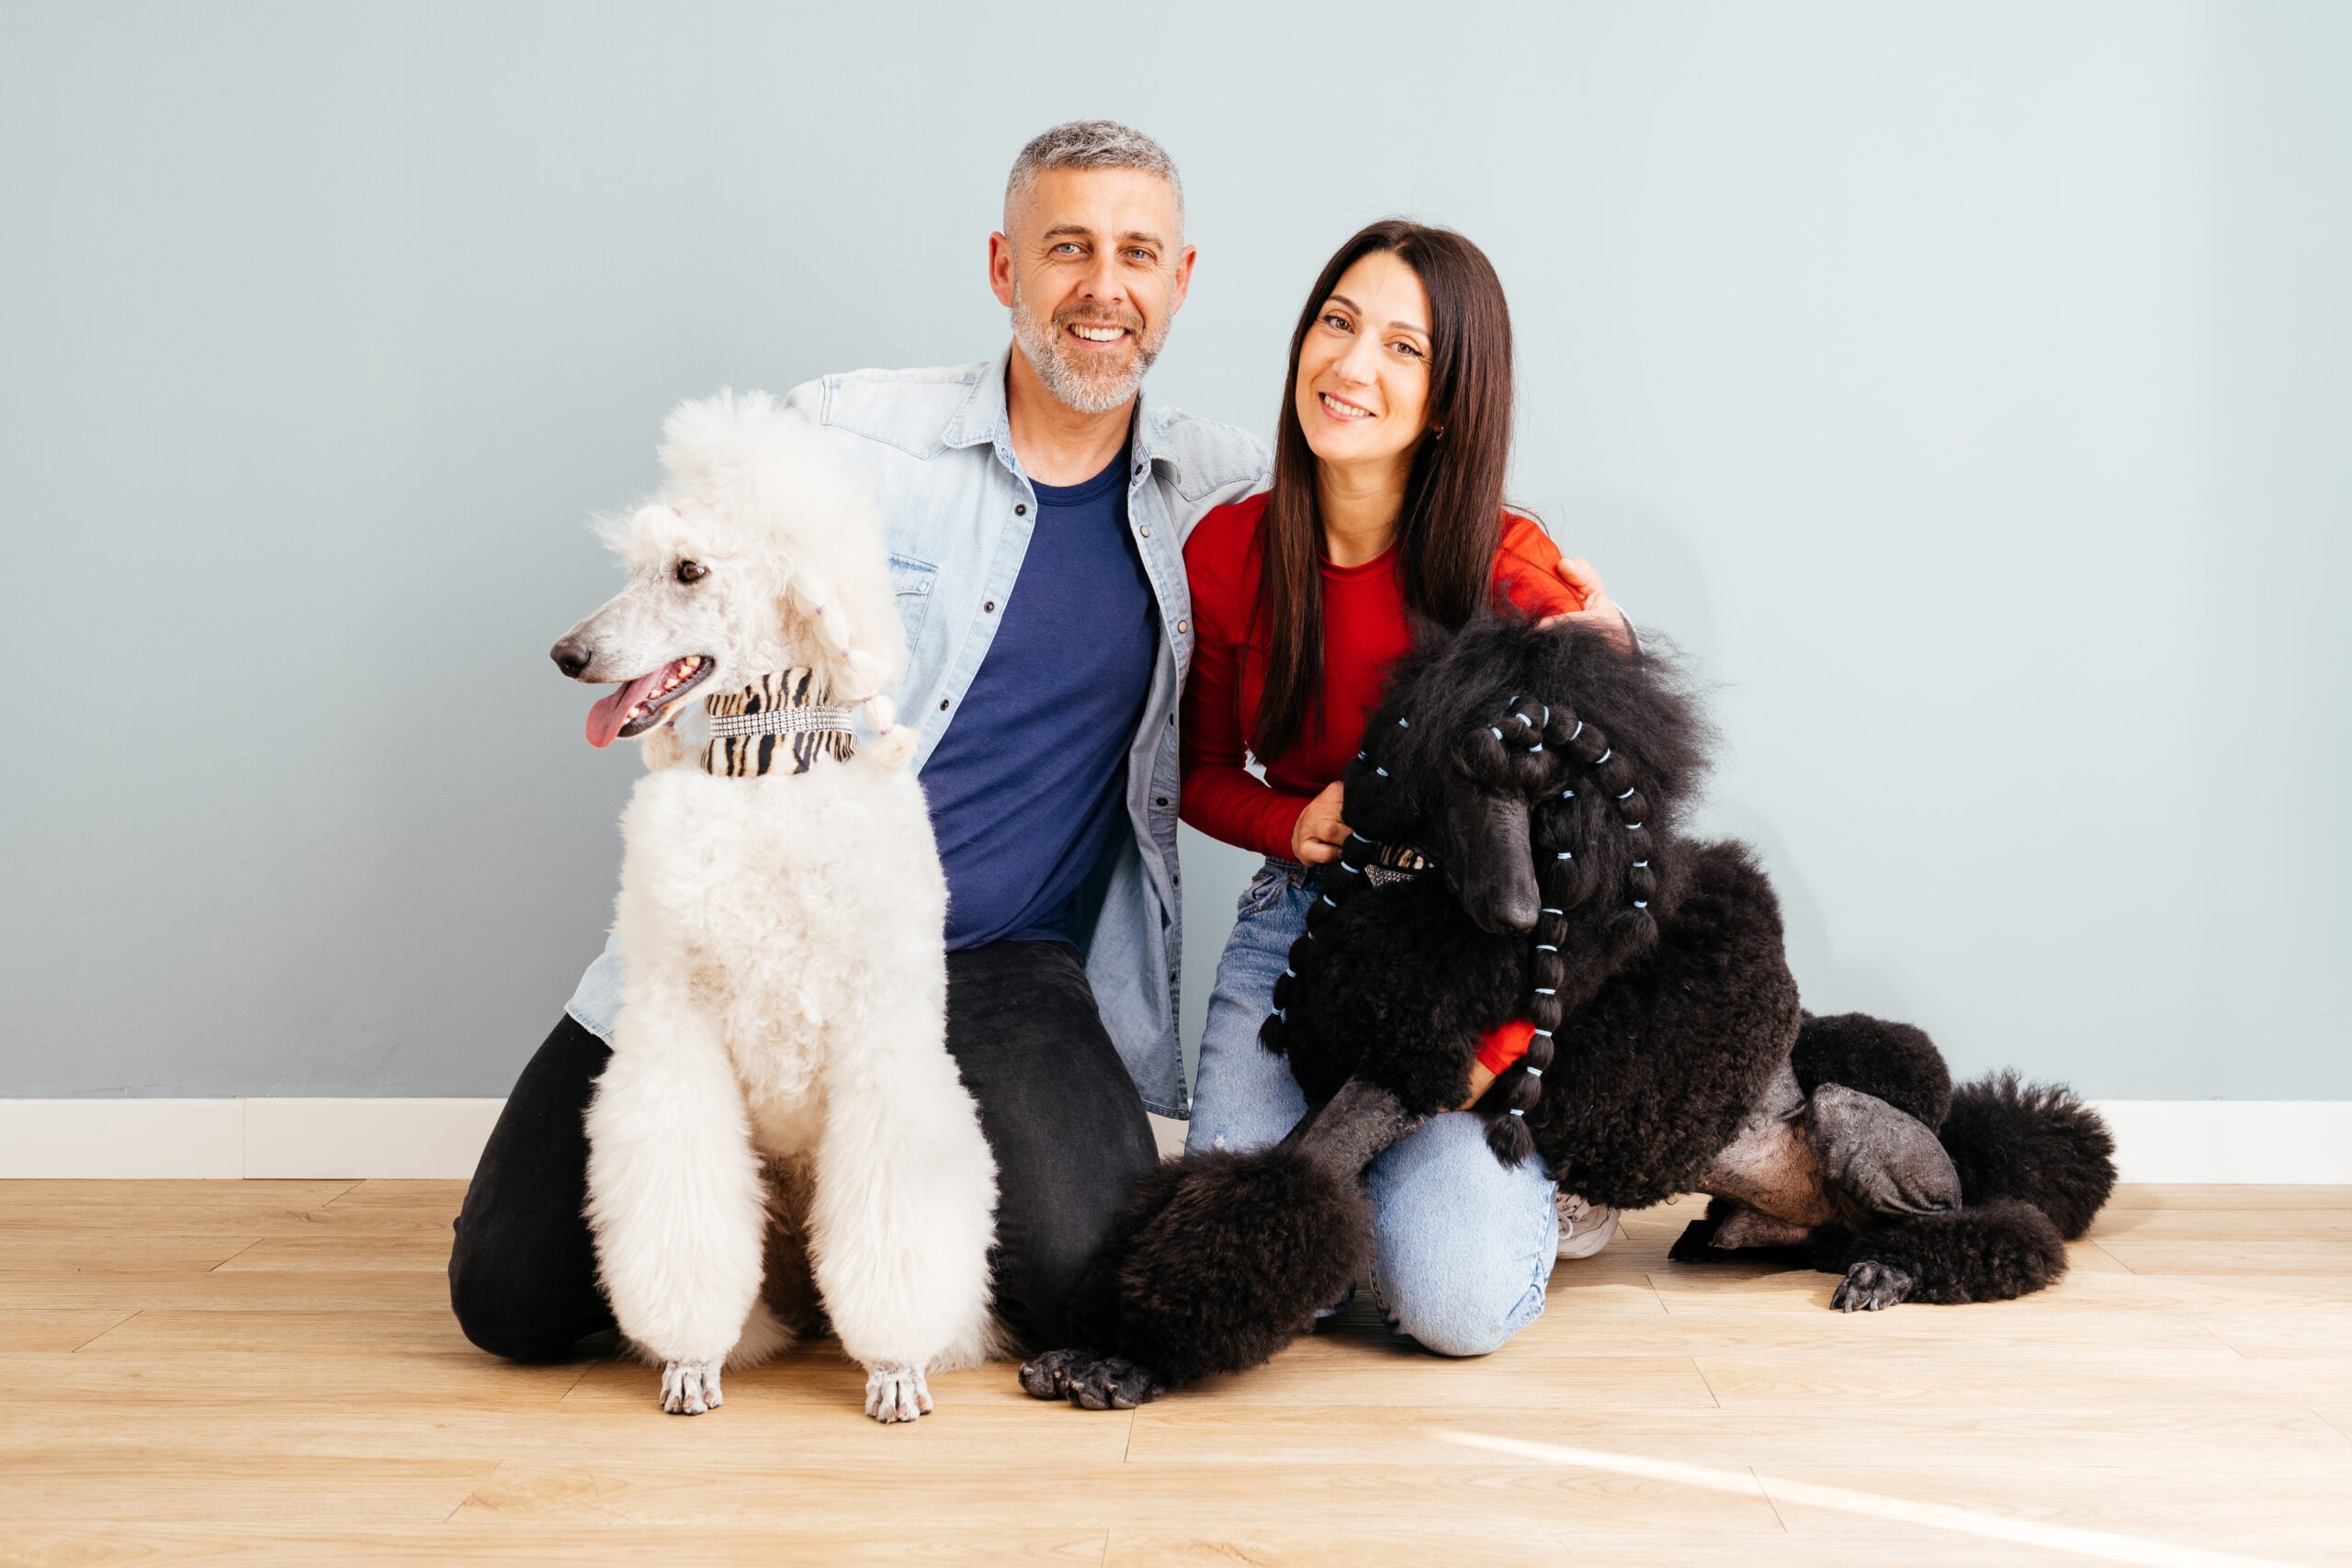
left=888, top=552, right=939, bottom=653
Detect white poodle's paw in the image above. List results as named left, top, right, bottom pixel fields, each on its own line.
left=863, top=1362, right=933, bottom=1424
left=661, top=1359, right=725, bottom=1415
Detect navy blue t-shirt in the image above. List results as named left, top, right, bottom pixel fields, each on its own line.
left=924, top=444, right=1157, bottom=950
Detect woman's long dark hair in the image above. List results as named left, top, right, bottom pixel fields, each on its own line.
left=1250, top=219, right=1517, bottom=764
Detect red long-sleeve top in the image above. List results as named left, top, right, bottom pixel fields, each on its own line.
left=1182, top=493, right=1589, bottom=1077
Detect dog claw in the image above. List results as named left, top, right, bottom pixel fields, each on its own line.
left=1831, top=1259, right=1915, bottom=1313
left=1018, top=1348, right=1081, bottom=1401
left=1021, top=1348, right=1164, bottom=1410
left=660, top=1359, right=723, bottom=1415
left=864, top=1362, right=932, bottom=1424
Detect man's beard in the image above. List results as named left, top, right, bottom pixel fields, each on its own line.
left=1011, top=287, right=1167, bottom=416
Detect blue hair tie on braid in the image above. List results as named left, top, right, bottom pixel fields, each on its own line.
left=1508, top=1107, right=1524, bottom=1118
left=1540, top=908, right=1563, bottom=916
left=1525, top=1067, right=1543, bottom=1079
left=1568, top=720, right=1584, bottom=741
left=1616, top=786, right=1635, bottom=800
left=1594, top=747, right=1612, bottom=765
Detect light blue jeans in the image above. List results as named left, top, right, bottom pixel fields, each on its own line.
left=1186, top=859, right=1558, bottom=1357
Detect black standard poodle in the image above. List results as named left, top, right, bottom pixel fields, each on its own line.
left=1021, top=615, right=2118, bottom=1410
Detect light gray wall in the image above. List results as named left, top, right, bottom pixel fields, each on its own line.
left=2, top=2, right=2345, bottom=1100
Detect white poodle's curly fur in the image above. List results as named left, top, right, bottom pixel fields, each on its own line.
left=555, top=391, right=1002, bottom=1423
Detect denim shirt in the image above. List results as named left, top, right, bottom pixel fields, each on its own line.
left=565, top=350, right=1271, bottom=1115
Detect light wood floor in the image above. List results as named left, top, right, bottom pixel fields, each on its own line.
left=2, top=1182, right=2348, bottom=1566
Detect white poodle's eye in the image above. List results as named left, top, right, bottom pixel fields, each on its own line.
left=675, top=560, right=708, bottom=585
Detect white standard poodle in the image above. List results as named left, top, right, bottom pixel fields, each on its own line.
left=549, top=390, right=1001, bottom=1423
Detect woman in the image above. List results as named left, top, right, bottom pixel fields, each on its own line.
left=1182, top=220, right=1627, bottom=1357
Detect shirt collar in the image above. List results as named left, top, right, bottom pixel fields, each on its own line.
left=941, top=344, right=1181, bottom=483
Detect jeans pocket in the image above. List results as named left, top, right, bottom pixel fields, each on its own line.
left=1236, top=867, right=1286, bottom=919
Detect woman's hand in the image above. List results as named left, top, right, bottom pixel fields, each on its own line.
left=1458, top=1060, right=1498, bottom=1110
left=1290, top=781, right=1350, bottom=865
left=1539, top=556, right=1634, bottom=650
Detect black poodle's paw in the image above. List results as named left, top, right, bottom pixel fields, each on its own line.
left=1668, top=1217, right=1728, bottom=1263
left=1831, top=1259, right=1917, bottom=1312
left=1017, top=1348, right=1165, bottom=1409
left=1018, top=1348, right=1084, bottom=1400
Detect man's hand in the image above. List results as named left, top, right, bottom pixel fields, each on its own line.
left=1538, top=556, right=1634, bottom=650
left=1290, top=781, right=1349, bottom=865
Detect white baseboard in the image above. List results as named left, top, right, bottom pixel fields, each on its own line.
left=0, top=1098, right=2346, bottom=1184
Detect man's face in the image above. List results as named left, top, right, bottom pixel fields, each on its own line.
left=991, top=166, right=1195, bottom=415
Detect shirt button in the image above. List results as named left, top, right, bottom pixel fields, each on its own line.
left=1015, top=503, right=1027, bottom=515
left=1156, top=796, right=1170, bottom=807
left=1139, top=525, right=1152, bottom=538
left=1176, top=619, right=1189, bottom=634
left=938, top=698, right=949, bottom=711
left=984, top=601, right=996, bottom=613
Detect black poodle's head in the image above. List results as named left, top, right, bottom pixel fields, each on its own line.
left=1342, top=614, right=1711, bottom=935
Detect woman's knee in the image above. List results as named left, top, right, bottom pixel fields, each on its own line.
left=1368, top=1113, right=1557, bottom=1358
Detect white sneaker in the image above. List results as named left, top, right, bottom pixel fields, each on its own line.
left=1555, top=1191, right=1619, bottom=1259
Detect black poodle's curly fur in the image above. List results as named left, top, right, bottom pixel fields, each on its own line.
left=1938, top=1072, right=2117, bottom=1241
left=1792, top=1010, right=1953, bottom=1131
left=1021, top=614, right=2118, bottom=1406
left=1811, top=1200, right=2070, bottom=1309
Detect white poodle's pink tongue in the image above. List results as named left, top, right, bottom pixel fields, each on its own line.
left=586, top=671, right=667, bottom=749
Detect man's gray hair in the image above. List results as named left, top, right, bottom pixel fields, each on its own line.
left=1004, top=119, right=1184, bottom=233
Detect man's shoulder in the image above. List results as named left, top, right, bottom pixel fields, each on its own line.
left=1140, top=402, right=1271, bottom=510
left=787, top=361, right=994, bottom=460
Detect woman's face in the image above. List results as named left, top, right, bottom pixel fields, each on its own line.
left=1294, top=250, right=1435, bottom=471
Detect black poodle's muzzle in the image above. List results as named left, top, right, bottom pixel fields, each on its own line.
left=1441, top=791, right=1541, bottom=934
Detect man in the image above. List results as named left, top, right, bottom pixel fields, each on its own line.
left=451, top=121, right=1267, bottom=1356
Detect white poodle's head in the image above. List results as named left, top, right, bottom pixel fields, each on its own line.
left=550, top=390, right=904, bottom=750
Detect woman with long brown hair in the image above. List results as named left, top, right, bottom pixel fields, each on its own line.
left=1182, top=220, right=1630, bottom=1355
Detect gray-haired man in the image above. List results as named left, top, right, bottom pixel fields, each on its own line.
left=451, top=121, right=1270, bottom=1357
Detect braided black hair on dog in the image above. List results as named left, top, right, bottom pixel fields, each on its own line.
left=1482, top=693, right=1668, bottom=1163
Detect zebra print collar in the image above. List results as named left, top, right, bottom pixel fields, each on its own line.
left=700, top=669, right=858, bottom=778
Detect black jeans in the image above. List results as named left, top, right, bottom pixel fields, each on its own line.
left=447, top=940, right=1159, bottom=1359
